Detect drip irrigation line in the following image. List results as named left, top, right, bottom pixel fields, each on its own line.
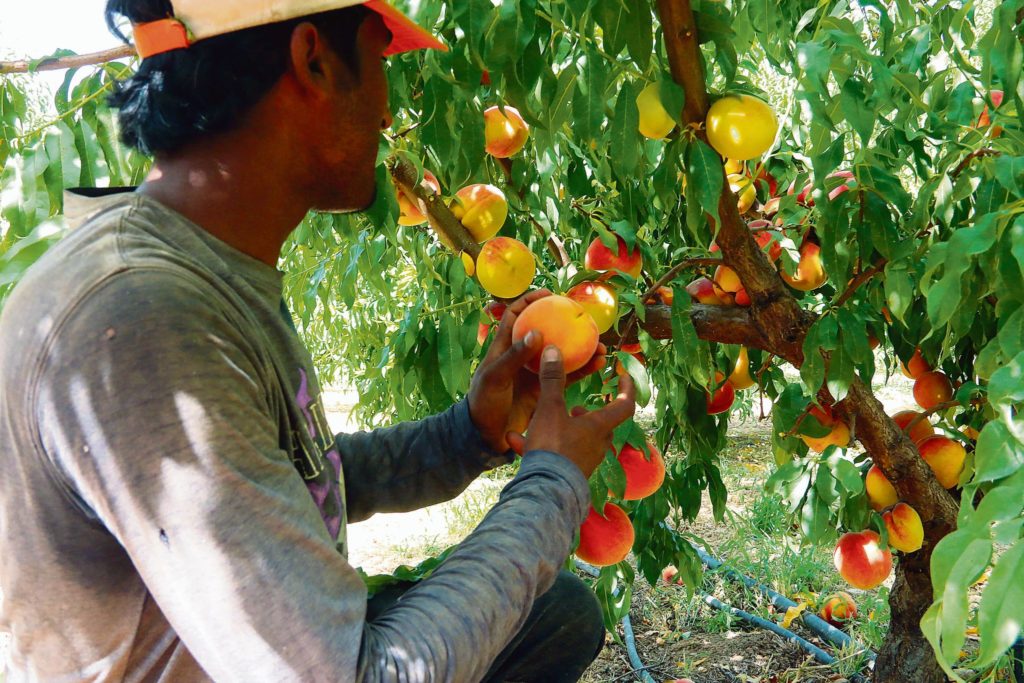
left=691, top=543, right=877, bottom=662
left=575, top=552, right=873, bottom=683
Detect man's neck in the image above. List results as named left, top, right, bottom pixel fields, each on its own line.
left=138, top=133, right=312, bottom=267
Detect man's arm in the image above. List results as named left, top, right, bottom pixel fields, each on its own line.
left=36, top=269, right=589, bottom=682
left=335, top=401, right=512, bottom=524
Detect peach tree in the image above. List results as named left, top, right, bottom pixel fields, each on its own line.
left=2, top=1, right=1023, bottom=680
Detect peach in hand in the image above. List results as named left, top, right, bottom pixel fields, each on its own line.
left=576, top=503, right=635, bottom=567
left=834, top=530, right=893, bottom=590
left=512, top=295, right=600, bottom=374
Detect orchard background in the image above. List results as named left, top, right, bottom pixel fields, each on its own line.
left=2, top=0, right=1023, bottom=681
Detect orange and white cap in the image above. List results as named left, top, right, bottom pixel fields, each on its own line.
left=132, top=0, right=447, bottom=60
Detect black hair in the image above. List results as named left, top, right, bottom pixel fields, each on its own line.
left=105, top=0, right=369, bottom=154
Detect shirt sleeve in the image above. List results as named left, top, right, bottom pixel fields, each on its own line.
left=34, top=268, right=591, bottom=683
left=336, top=400, right=514, bottom=524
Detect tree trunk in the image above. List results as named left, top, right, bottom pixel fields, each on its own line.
left=874, top=547, right=947, bottom=682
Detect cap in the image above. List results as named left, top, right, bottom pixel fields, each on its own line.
left=132, top=0, right=447, bottom=60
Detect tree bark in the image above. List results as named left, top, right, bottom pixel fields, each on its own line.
left=654, top=1, right=957, bottom=679
left=0, top=45, right=135, bottom=74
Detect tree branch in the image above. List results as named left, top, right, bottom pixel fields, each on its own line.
left=387, top=156, right=481, bottom=259
left=835, top=258, right=887, bottom=308
left=0, top=45, right=135, bottom=74
left=603, top=303, right=771, bottom=350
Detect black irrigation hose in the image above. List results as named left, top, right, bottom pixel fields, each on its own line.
left=691, top=544, right=877, bottom=663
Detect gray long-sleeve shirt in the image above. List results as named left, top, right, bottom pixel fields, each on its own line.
left=0, top=192, right=590, bottom=682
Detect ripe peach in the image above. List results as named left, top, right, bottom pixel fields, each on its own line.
left=819, top=592, right=858, bottom=628
left=645, top=286, right=675, bottom=306
left=892, top=410, right=935, bottom=444
left=977, top=90, right=1004, bottom=136
left=614, top=343, right=645, bottom=378
left=484, top=105, right=530, bottom=158
left=686, top=277, right=727, bottom=305
left=802, top=422, right=850, bottom=453
left=728, top=347, right=755, bottom=390
left=865, top=465, right=899, bottom=511
left=397, top=170, right=442, bottom=226
left=576, top=502, right=635, bottom=567
left=566, top=281, right=619, bottom=334
left=512, top=295, right=600, bottom=374
left=883, top=503, right=924, bottom=553
left=714, top=265, right=743, bottom=294
left=616, top=442, right=666, bottom=500
left=476, top=237, right=536, bottom=299
left=734, top=288, right=751, bottom=307
left=705, top=94, right=778, bottom=161
left=728, top=173, right=757, bottom=214
left=706, top=371, right=736, bottom=415
left=918, top=436, right=966, bottom=489
left=834, top=530, right=893, bottom=590
left=476, top=301, right=507, bottom=346
left=781, top=243, right=827, bottom=291
left=913, top=371, right=953, bottom=411
left=902, top=348, right=931, bottom=379
left=724, top=158, right=745, bottom=175
left=450, top=184, right=509, bottom=242
left=636, top=83, right=676, bottom=140
left=461, top=251, right=476, bottom=277
left=754, top=228, right=783, bottom=261
left=585, top=235, right=643, bottom=279
left=661, top=564, right=684, bottom=586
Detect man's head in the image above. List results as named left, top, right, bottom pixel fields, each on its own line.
left=105, top=1, right=435, bottom=212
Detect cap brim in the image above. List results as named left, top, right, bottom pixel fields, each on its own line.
left=363, top=0, right=447, bottom=56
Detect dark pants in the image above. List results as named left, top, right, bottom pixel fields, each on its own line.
left=365, top=570, right=606, bottom=682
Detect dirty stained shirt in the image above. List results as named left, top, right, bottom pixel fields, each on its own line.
left=0, top=192, right=590, bottom=682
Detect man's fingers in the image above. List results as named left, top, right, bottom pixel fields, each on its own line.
left=507, top=289, right=552, bottom=316
left=567, top=349, right=608, bottom=385
left=485, top=329, right=543, bottom=384
left=506, top=431, right=526, bottom=456
left=588, top=374, right=637, bottom=431
left=535, top=345, right=567, bottom=412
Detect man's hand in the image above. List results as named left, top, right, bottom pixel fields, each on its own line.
left=467, top=290, right=607, bottom=454
left=509, top=346, right=636, bottom=477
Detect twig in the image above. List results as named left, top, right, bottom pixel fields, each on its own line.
left=950, top=149, right=1000, bottom=179
left=0, top=45, right=135, bottom=74
left=387, top=155, right=481, bottom=258
left=835, top=258, right=887, bottom=308
left=904, top=400, right=966, bottom=435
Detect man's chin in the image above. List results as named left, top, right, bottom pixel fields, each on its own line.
left=315, top=184, right=378, bottom=215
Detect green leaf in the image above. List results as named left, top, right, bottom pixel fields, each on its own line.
left=616, top=351, right=651, bottom=407
left=685, top=139, right=724, bottom=229
left=988, top=351, right=1024, bottom=408
left=437, top=316, right=467, bottom=400
left=929, top=529, right=992, bottom=663
left=926, top=213, right=998, bottom=328
left=610, top=82, right=641, bottom=178
left=974, top=540, right=1024, bottom=668
left=993, top=156, right=1024, bottom=199
left=593, top=0, right=629, bottom=57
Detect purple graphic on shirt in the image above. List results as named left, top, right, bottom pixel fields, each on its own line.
left=295, top=369, right=344, bottom=540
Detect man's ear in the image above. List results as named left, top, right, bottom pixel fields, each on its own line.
left=289, top=22, right=352, bottom=96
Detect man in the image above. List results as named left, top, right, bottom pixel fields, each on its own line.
left=0, top=1, right=637, bottom=681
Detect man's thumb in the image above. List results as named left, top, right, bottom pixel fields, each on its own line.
left=537, top=345, right=566, bottom=408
